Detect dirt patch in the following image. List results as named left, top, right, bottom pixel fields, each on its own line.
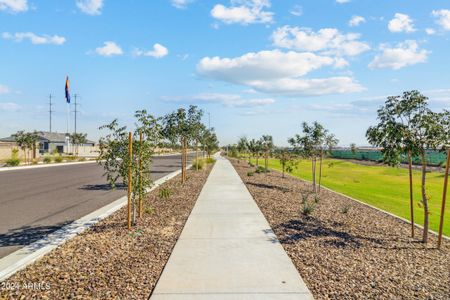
left=0, top=165, right=213, bottom=300
left=230, top=159, right=450, bottom=300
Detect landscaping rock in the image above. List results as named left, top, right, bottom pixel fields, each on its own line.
left=231, top=159, right=450, bottom=300
left=0, top=166, right=213, bottom=299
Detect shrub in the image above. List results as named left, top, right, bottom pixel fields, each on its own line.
left=302, top=201, right=316, bottom=216
left=54, top=155, right=63, bottom=163
left=206, top=157, right=216, bottom=164
left=247, top=171, right=254, bottom=177
left=43, top=155, right=52, bottom=164
left=32, top=159, right=38, bottom=165
left=65, top=155, right=77, bottom=161
left=78, top=157, right=86, bottom=162
left=314, top=194, right=320, bottom=204
left=301, top=192, right=311, bottom=204
left=255, top=166, right=269, bottom=174
left=159, top=187, right=171, bottom=199
left=193, top=159, right=205, bottom=170
left=6, top=149, right=20, bottom=166
left=144, top=206, right=154, bottom=214
left=341, top=205, right=351, bottom=214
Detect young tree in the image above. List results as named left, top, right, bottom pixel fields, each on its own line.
left=318, top=133, right=339, bottom=192
left=260, top=135, right=274, bottom=172
left=438, top=109, right=450, bottom=248
left=203, top=128, right=219, bottom=158
left=367, top=91, right=446, bottom=243
left=246, top=139, right=258, bottom=165
left=13, top=131, right=39, bottom=164
left=237, top=136, right=248, bottom=162
left=163, top=105, right=203, bottom=183
left=98, top=110, right=160, bottom=226
left=13, top=131, right=28, bottom=164
left=289, top=122, right=327, bottom=193
left=350, top=143, right=357, bottom=155
left=70, top=133, right=88, bottom=156
left=255, top=139, right=263, bottom=167
left=275, top=148, right=298, bottom=178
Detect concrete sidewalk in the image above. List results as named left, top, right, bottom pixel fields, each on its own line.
left=151, top=157, right=313, bottom=299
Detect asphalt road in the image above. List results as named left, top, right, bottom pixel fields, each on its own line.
left=0, top=153, right=195, bottom=259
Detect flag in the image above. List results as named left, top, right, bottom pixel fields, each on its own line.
left=65, top=76, right=71, bottom=104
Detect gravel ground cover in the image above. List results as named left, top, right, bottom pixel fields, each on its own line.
left=0, top=164, right=213, bottom=300
left=231, top=159, right=450, bottom=300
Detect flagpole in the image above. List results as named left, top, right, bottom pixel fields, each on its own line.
left=67, top=102, right=70, bottom=153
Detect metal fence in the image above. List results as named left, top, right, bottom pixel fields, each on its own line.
left=330, top=150, right=447, bottom=166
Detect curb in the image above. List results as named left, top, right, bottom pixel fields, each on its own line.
left=0, top=152, right=196, bottom=172
left=0, top=164, right=191, bottom=282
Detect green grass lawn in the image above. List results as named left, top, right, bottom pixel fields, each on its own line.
left=248, top=157, right=449, bottom=237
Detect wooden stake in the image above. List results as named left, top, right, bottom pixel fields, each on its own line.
left=318, top=151, right=323, bottom=193
left=127, top=132, right=133, bottom=230
left=437, top=149, right=450, bottom=249
left=138, top=130, right=143, bottom=219
left=408, top=151, right=415, bottom=238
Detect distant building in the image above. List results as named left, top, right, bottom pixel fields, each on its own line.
left=0, top=131, right=95, bottom=154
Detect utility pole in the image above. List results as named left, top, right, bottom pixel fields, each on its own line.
left=49, top=94, right=54, bottom=133
left=74, top=94, right=78, bottom=135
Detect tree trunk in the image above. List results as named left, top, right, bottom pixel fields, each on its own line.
left=181, top=138, right=185, bottom=183
left=408, top=151, right=415, bottom=238
left=421, top=151, right=429, bottom=243
left=437, top=148, right=450, bottom=248
left=318, top=151, right=323, bottom=193
left=183, top=139, right=187, bottom=182
left=312, top=157, right=316, bottom=193
left=265, top=151, right=268, bottom=171
left=196, top=142, right=199, bottom=171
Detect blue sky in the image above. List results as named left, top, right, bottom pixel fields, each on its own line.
left=0, top=0, right=449, bottom=146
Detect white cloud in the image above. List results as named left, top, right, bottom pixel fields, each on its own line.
left=134, top=43, right=168, bottom=58
left=211, top=0, right=273, bottom=25
left=76, top=0, right=104, bottom=15
left=0, top=0, right=28, bottom=13
left=163, top=93, right=275, bottom=107
left=2, top=32, right=66, bottom=45
left=249, top=77, right=364, bottom=96
left=289, top=4, right=302, bottom=17
left=197, top=49, right=364, bottom=96
left=425, top=28, right=436, bottom=35
left=336, top=0, right=350, bottom=3
left=369, top=40, right=429, bottom=70
left=198, top=50, right=335, bottom=82
left=349, top=15, right=365, bottom=27
left=171, top=0, right=194, bottom=9
left=432, top=9, right=450, bottom=31
left=0, top=102, right=20, bottom=111
left=95, top=41, right=123, bottom=56
left=0, top=84, right=10, bottom=94
left=272, top=26, right=370, bottom=57
left=388, top=13, right=416, bottom=33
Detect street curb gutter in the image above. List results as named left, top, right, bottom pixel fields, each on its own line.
left=0, top=164, right=192, bottom=282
